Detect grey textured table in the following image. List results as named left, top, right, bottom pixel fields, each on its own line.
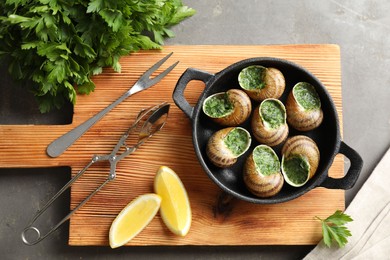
left=1, top=1, right=389, bottom=259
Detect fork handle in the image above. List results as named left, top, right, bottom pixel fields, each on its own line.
left=46, top=90, right=131, bottom=158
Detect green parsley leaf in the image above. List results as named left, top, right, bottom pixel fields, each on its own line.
left=316, top=210, right=353, bottom=248
left=87, top=0, right=103, bottom=13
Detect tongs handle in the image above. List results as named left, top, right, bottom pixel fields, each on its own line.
left=21, top=159, right=108, bottom=245
left=22, top=177, right=111, bottom=245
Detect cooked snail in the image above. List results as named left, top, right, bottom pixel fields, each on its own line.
left=286, top=82, right=323, bottom=131
left=251, top=98, right=289, bottom=147
left=238, top=65, right=285, bottom=101
left=202, top=89, right=252, bottom=126
left=243, top=145, right=284, bottom=198
left=206, top=127, right=251, bottom=168
left=281, top=135, right=320, bottom=187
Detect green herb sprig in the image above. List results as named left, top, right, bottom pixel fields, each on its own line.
left=0, top=0, right=195, bottom=112
left=316, top=210, right=353, bottom=248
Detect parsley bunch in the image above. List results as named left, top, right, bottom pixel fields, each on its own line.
left=0, top=0, right=195, bottom=112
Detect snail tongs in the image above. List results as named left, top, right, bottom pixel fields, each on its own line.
left=21, top=102, right=170, bottom=245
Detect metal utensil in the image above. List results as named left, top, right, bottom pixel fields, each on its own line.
left=47, top=52, right=178, bottom=158
left=22, top=102, right=170, bottom=245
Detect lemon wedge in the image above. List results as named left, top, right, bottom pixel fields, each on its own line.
left=109, top=193, right=161, bottom=248
left=154, top=166, right=192, bottom=236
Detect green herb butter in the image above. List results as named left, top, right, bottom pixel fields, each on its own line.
left=238, top=65, right=266, bottom=90
left=203, top=93, right=233, bottom=118
left=282, top=155, right=310, bottom=185
left=253, top=146, right=280, bottom=176
left=293, top=82, right=321, bottom=110
left=224, top=128, right=250, bottom=156
left=260, top=99, right=285, bottom=129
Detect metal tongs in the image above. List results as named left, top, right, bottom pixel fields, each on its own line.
left=21, top=102, right=170, bottom=245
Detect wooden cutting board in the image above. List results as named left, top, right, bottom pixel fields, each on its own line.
left=0, top=45, right=344, bottom=246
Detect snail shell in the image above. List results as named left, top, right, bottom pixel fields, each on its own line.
left=286, top=82, right=324, bottom=131
left=202, top=89, right=252, bottom=126
left=238, top=65, right=285, bottom=102
left=243, top=145, right=284, bottom=198
left=251, top=98, right=289, bottom=147
left=281, top=135, right=320, bottom=187
left=206, top=127, right=251, bottom=168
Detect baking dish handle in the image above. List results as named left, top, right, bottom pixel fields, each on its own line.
left=172, top=68, right=214, bottom=119
left=320, top=141, right=363, bottom=190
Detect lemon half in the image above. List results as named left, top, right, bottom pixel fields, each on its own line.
left=154, top=166, right=192, bottom=236
left=109, top=193, right=161, bottom=248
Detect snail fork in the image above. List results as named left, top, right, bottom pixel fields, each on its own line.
left=47, top=53, right=178, bottom=158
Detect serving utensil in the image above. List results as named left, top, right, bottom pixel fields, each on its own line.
left=22, top=102, right=170, bottom=245
left=47, top=52, right=178, bottom=158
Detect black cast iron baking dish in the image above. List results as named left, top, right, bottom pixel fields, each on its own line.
left=172, top=57, right=363, bottom=204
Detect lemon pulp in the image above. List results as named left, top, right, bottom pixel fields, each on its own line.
left=109, top=193, right=161, bottom=248
left=154, top=166, right=191, bottom=236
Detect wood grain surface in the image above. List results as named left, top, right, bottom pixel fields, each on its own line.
left=0, top=45, right=344, bottom=246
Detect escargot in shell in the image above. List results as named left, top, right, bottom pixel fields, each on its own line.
left=286, top=82, right=323, bottom=131
left=202, top=89, right=252, bottom=126
left=251, top=98, right=289, bottom=147
left=206, top=127, right=251, bottom=168
left=281, top=135, right=320, bottom=187
left=243, top=145, right=284, bottom=198
left=238, top=65, right=285, bottom=101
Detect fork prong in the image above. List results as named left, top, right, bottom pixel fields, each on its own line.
left=147, top=61, right=179, bottom=87
left=141, top=52, right=174, bottom=79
